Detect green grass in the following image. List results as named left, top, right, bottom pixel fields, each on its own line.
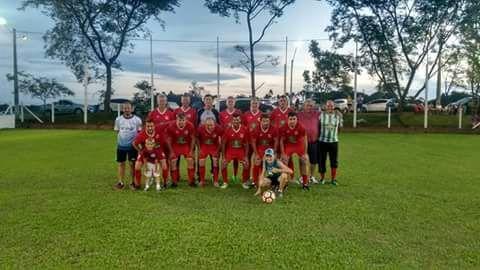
left=0, top=130, right=479, bottom=269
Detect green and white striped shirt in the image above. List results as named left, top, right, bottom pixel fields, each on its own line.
left=319, top=111, right=343, bottom=143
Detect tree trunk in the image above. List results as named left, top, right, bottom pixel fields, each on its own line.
left=247, top=15, right=256, bottom=97
left=104, top=63, right=112, bottom=112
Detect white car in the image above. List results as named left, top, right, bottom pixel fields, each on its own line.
left=334, top=98, right=349, bottom=112
left=362, top=99, right=393, bottom=112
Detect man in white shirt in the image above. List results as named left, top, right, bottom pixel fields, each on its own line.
left=113, top=101, right=142, bottom=189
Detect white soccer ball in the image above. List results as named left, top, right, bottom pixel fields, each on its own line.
left=262, top=190, right=276, bottom=204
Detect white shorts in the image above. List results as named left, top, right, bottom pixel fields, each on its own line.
left=144, top=162, right=160, bottom=178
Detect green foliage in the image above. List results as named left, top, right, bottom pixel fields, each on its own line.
left=324, top=0, right=467, bottom=109
left=303, top=40, right=355, bottom=94
left=20, top=0, right=180, bottom=110
left=6, top=71, right=74, bottom=106
left=1, top=130, right=479, bottom=268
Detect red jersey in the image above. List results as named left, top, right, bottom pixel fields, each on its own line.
left=197, top=124, right=223, bottom=148
left=242, top=110, right=262, bottom=132
left=280, top=123, right=306, bottom=150
left=271, top=107, right=293, bottom=129
left=223, top=125, right=249, bottom=158
left=139, top=148, right=163, bottom=163
left=174, top=106, right=197, bottom=126
left=166, top=121, right=195, bottom=149
left=133, top=129, right=164, bottom=149
left=219, top=108, right=242, bottom=127
left=148, top=108, right=175, bottom=127
left=251, top=125, right=278, bottom=155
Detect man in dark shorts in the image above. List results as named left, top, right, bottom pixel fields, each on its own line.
left=113, top=101, right=142, bottom=190
left=298, top=99, right=321, bottom=184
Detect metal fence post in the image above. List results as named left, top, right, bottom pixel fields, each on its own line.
left=388, top=107, right=391, bottom=129
left=51, top=103, right=55, bottom=123
left=117, top=104, right=121, bottom=118
left=458, top=107, right=463, bottom=129
left=20, top=104, right=24, bottom=123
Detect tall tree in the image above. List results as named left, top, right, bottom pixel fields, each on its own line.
left=303, top=40, right=354, bottom=95
left=6, top=71, right=74, bottom=110
left=205, top=0, right=296, bottom=97
left=325, top=0, right=466, bottom=111
left=21, top=0, right=179, bottom=112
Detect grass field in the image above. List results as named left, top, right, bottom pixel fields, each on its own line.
left=0, top=130, right=479, bottom=269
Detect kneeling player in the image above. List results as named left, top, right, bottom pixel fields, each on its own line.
left=255, top=148, right=292, bottom=197
left=166, top=113, right=196, bottom=187
left=139, top=138, right=167, bottom=191
left=250, top=113, right=278, bottom=186
left=280, top=112, right=310, bottom=190
left=132, top=119, right=168, bottom=190
left=197, top=117, right=223, bottom=187
left=221, top=113, right=249, bottom=189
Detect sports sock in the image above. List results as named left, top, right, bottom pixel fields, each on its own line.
left=212, top=166, right=219, bottom=183
left=242, top=167, right=249, bottom=183
left=222, top=168, right=228, bottom=184
left=162, top=169, right=169, bottom=185
left=331, top=168, right=337, bottom=180
left=253, top=165, right=261, bottom=185
left=171, top=169, right=179, bottom=184
left=134, top=170, right=142, bottom=187
left=199, top=166, right=206, bottom=183
left=188, top=168, right=195, bottom=184
left=302, top=174, right=308, bottom=185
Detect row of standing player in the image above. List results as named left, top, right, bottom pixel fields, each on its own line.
left=114, top=94, right=341, bottom=195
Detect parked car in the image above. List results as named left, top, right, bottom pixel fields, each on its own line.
left=41, top=99, right=95, bottom=115
left=334, top=98, right=349, bottom=113
left=362, top=99, right=396, bottom=112
left=215, top=97, right=274, bottom=113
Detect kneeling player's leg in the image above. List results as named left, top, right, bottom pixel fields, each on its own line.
left=279, top=173, right=289, bottom=192
left=170, top=158, right=179, bottom=184
left=160, top=159, right=168, bottom=186
left=186, top=157, right=195, bottom=185
left=299, top=154, right=309, bottom=185
left=255, top=176, right=272, bottom=196
left=134, top=159, right=143, bottom=187
left=240, top=159, right=250, bottom=183
left=211, top=156, right=219, bottom=184
left=221, top=158, right=230, bottom=184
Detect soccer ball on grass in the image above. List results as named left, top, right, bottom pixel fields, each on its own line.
left=262, top=190, right=276, bottom=204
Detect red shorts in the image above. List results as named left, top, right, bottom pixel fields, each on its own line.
left=225, top=149, right=245, bottom=162
left=171, top=145, right=192, bottom=158
left=284, top=146, right=305, bottom=157
left=199, top=145, right=219, bottom=159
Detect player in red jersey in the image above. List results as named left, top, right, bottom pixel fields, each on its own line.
left=197, top=117, right=223, bottom=187
left=132, top=119, right=168, bottom=189
left=148, top=94, right=175, bottom=128
left=242, top=97, right=262, bottom=132
left=174, top=93, right=197, bottom=126
left=271, top=95, right=294, bottom=129
left=250, top=113, right=278, bottom=186
left=221, top=113, right=250, bottom=189
left=138, top=138, right=166, bottom=192
left=166, top=113, right=196, bottom=187
left=219, top=96, right=241, bottom=128
left=280, top=111, right=310, bottom=190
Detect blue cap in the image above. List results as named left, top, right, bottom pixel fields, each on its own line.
left=264, top=148, right=275, bottom=157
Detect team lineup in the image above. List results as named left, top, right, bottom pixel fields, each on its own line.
left=114, top=94, right=343, bottom=200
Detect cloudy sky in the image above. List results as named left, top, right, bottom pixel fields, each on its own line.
left=0, top=0, right=433, bottom=105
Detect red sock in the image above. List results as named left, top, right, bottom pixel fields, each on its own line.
left=222, top=168, right=228, bottom=184
left=134, top=170, right=142, bottom=186
left=302, top=174, right=308, bottom=185
left=162, top=169, right=169, bottom=185
left=331, top=168, right=337, bottom=180
left=242, top=167, right=249, bottom=183
left=188, top=168, right=195, bottom=184
left=199, top=166, right=206, bottom=184
left=213, top=166, right=219, bottom=183
left=320, top=173, right=325, bottom=180
left=171, top=169, right=179, bottom=184
left=253, top=165, right=261, bottom=185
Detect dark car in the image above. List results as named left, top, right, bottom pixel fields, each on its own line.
left=215, top=98, right=274, bottom=113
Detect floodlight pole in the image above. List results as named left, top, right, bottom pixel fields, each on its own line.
left=284, top=36, right=288, bottom=94
left=150, top=33, right=155, bottom=111
left=289, top=47, right=297, bottom=96
left=83, top=64, right=89, bottom=124
left=217, top=36, right=220, bottom=98
left=424, top=52, right=429, bottom=129
left=353, top=41, right=358, bottom=128
left=13, top=28, right=19, bottom=118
